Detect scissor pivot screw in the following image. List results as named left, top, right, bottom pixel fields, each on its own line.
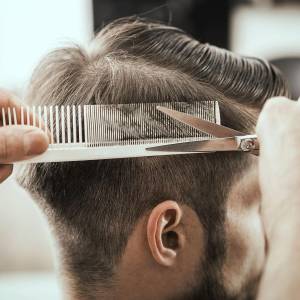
left=240, top=138, right=256, bottom=152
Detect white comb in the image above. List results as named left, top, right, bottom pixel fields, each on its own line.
left=1, top=101, right=220, bottom=163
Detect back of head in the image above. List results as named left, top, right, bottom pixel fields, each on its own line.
left=19, top=17, right=288, bottom=299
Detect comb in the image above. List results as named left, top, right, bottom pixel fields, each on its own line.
left=1, top=101, right=220, bottom=163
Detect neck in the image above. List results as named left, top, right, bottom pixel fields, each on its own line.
left=61, top=269, right=114, bottom=300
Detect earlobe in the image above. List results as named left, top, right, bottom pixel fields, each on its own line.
left=147, top=200, right=183, bottom=267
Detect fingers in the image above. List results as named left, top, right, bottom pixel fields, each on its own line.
left=256, top=96, right=300, bottom=197
left=0, top=164, right=13, bottom=183
left=0, top=126, right=49, bottom=163
left=0, top=89, right=49, bottom=183
left=256, top=97, right=299, bottom=139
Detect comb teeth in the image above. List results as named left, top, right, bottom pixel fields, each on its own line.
left=1, top=101, right=219, bottom=148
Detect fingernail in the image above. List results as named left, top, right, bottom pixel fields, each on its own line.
left=24, top=130, right=49, bottom=156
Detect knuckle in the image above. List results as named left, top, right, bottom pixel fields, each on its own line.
left=258, top=97, right=300, bottom=141
left=257, top=98, right=290, bottom=135
left=261, top=97, right=295, bottom=123
left=264, top=97, right=289, bottom=113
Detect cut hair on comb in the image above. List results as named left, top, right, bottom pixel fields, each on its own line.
left=1, top=101, right=220, bottom=163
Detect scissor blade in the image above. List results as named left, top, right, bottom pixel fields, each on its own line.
left=157, top=106, right=246, bottom=138
left=146, top=137, right=240, bottom=153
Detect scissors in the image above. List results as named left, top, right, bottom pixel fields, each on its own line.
left=146, top=106, right=259, bottom=155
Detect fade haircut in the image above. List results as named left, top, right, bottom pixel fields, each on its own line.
left=19, top=17, right=289, bottom=299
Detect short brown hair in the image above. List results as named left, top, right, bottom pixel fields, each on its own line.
left=19, top=17, right=289, bottom=299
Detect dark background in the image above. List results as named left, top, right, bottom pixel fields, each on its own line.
left=93, top=0, right=232, bottom=49
left=93, top=0, right=299, bottom=49
left=93, top=0, right=300, bottom=98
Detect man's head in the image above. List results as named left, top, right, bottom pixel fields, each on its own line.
left=19, top=17, right=289, bottom=300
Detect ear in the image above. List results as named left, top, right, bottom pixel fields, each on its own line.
left=147, top=200, right=184, bottom=267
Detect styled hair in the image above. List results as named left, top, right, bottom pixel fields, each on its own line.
left=19, top=17, right=289, bottom=299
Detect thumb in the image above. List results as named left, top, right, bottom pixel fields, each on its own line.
left=0, top=126, right=49, bottom=163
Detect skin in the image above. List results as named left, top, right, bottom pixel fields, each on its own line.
left=222, top=162, right=265, bottom=296
left=2, top=90, right=300, bottom=299
left=257, top=97, right=300, bottom=300
left=73, top=98, right=300, bottom=300
left=113, top=202, right=205, bottom=300
left=95, top=160, right=265, bottom=300
left=94, top=96, right=300, bottom=299
left=0, top=89, right=49, bottom=182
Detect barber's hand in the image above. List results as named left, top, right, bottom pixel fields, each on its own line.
left=0, top=89, right=49, bottom=183
left=256, top=97, right=300, bottom=300
left=256, top=96, right=300, bottom=244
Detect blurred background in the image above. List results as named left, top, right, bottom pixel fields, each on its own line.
left=0, top=0, right=299, bottom=299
